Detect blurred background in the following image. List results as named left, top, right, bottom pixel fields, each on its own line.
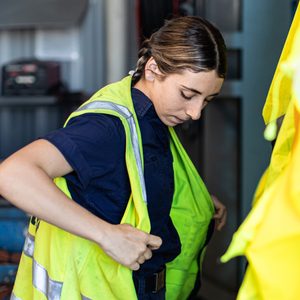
left=0, top=0, right=297, bottom=299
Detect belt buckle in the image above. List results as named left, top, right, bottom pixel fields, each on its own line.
left=153, top=268, right=165, bottom=293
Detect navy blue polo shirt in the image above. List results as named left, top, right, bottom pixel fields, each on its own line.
left=43, top=87, right=181, bottom=274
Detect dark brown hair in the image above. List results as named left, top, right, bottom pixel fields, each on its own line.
left=132, top=16, right=227, bottom=84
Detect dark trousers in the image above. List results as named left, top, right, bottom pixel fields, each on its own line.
left=133, top=268, right=166, bottom=300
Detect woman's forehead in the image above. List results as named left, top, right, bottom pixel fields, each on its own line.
left=168, top=70, right=223, bottom=90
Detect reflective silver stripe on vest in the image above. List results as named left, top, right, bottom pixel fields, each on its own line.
left=18, top=254, right=91, bottom=300
left=10, top=293, right=21, bottom=300
left=76, top=101, right=147, bottom=203
left=23, top=232, right=35, bottom=258
left=33, top=260, right=62, bottom=300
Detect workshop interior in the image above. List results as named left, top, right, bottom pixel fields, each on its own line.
left=0, top=0, right=297, bottom=299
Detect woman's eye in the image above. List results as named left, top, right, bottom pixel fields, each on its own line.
left=180, top=91, right=193, bottom=100
left=205, top=97, right=215, bottom=104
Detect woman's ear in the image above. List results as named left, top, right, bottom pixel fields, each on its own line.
left=145, top=57, right=161, bottom=81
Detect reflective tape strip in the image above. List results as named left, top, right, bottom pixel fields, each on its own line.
left=11, top=289, right=91, bottom=300
left=10, top=293, right=21, bottom=300
left=76, top=101, right=147, bottom=203
left=33, top=259, right=63, bottom=300
left=23, top=232, right=35, bottom=258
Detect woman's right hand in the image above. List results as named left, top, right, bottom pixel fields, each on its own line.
left=99, top=224, right=162, bottom=270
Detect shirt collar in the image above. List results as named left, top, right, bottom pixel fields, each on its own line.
left=131, top=87, right=153, bottom=118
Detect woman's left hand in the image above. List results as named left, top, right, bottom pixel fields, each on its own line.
left=211, top=195, right=227, bottom=231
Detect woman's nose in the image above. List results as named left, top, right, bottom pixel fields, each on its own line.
left=186, top=102, right=203, bottom=120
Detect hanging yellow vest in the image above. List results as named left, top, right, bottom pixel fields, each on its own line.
left=11, top=76, right=214, bottom=300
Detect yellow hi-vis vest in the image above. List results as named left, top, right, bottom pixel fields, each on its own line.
left=11, top=76, right=214, bottom=300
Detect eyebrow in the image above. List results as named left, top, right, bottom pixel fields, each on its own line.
left=181, top=85, right=220, bottom=99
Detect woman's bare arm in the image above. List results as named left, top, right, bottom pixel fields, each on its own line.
left=0, top=139, right=161, bottom=270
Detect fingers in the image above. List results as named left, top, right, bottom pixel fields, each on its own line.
left=127, top=233, right=159, bottom=270
left=211, top=194, right=227, bottom=231
left=136, top=247, right=152, bottom=265
left=214, top=212, right=226, bottom=229
left=213, top=206, right=225, bottom=218
left=127, top=247, right=153, bottom=271
left=102, top=224, right=162, bottom=271
left=213, top=206, right=227, bottom=231
left=144, top=247, right=152, bottom=260
left=214, top=211, right=227, bottom=230
left=129, top=242, right=154, bottom=270
left=147, top=234, right=162, bottom=250
left=130, top=262, right=140, bottom=271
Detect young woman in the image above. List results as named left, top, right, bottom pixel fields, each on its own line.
left=0, top=16, right=227, bottom=300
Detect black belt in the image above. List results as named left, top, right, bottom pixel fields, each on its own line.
left=134, top=268, right=166, bottom=294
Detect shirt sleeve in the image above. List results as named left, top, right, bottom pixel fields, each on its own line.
left=41, top=113, right=126, bottom=188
